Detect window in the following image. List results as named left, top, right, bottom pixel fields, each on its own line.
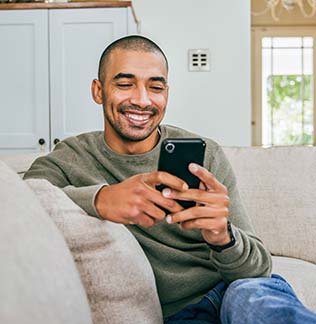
left=252, top=28, right=316, bottom=146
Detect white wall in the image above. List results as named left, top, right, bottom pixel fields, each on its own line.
left=132, top=0, right=251, bottom=146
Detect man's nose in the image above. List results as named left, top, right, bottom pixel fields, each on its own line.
left=130, top=86, right=152, bottom=108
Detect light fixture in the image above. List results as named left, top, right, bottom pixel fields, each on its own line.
left=252, top=0, right=316, bottom=21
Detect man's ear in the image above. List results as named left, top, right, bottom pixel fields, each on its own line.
left=91, top=79, right=103, bottom=104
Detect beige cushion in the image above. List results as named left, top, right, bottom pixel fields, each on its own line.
left=272, top=256, right=316, bottom=311
left=0, top=161, right=92, bottom=324
left=26, top=178, right=163, bottom=324
left=0, top=153, right=45, bottom=176
left=224, top=146, right=316, bottom=265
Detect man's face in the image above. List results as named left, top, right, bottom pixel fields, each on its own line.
left=96, top=49, right=168, bottom=148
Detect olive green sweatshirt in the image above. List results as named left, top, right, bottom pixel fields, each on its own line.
left=24, top=124, right=272, bottom=317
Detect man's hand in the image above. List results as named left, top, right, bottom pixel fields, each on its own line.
left=95, top=172, right=187, bottom=228
left=163, top=163, right=231, bottom=246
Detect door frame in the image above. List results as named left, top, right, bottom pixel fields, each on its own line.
left=251, top=26, right=316, bottom=146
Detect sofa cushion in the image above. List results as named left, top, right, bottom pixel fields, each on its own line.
left=272, top=256, right=316, bottom=312
left=0, top=161, right=92, bottom=324
left=224, top=146, right=316, bottom=265
left=0, top=152, right=45, bottom=176
left=26, top=178, right=163, bottom=324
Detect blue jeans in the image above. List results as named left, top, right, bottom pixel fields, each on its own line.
left=164, top=274, right=316, bottom=324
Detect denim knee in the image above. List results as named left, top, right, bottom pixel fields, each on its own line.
left=221, top=277, right=270, bottom=317
left=223, top=275, right=291, bottom=299
left=220, top=275, right=309, bottom=324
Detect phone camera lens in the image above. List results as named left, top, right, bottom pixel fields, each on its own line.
left=165, top=143, right=175, bottom=153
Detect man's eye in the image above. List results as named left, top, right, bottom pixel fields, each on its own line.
left=150, top=86, right=164, bottom=92
left=117, top=83, right=132, bottom=88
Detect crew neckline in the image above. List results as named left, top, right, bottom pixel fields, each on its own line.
left=99, top=125, right=167, bottom=161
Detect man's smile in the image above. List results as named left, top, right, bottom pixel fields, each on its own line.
left=125, top=112, right=151, bottom=121
left=119, top=106, right=158, bottom=128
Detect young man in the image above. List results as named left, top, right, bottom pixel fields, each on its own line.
left=24, top=35, right=316, bottom=323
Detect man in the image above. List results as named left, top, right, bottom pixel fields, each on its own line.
left=24, top=35, right=316, bottom=323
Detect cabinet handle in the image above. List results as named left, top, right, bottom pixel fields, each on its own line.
left=53, top=138, right=60, bottom=145
left=38, top=138, right=46, bottom=145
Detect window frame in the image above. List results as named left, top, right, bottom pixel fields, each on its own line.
left=251, top=26, right=316, bottom=146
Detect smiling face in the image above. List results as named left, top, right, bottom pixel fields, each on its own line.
left=92, top=48, right=169, bottom=154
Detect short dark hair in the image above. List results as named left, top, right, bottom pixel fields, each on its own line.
left=97, top=35, right=169, bottom=83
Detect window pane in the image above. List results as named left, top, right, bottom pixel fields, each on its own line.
left=303, top=74, right=313, bottom=145
left=267, top=75, right=310, bottom=145
left=262, top=37, right=272, bottom=48
left=273, top=48, right=302, bottom=74
left=261, top=36, right=314, bottom=146
left=272, top=37, right=302, bottom=48
left=262, top=48, right=272, bottom=146
left=303, top=37, right=313, bottom=47
left=303, top=48, right=313, bottom=74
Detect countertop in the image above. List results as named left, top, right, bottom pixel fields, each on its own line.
left=0, top=1, right=132, bottom=10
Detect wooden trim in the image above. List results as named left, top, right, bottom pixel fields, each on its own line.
left=130, top=3, right=140, bottom=32
left=252, top=26, right=316, bottom=146
left=0, top=1, right=132, bottom=10
left=313, top=39, right=316, bottom=145
left=251, top=28, right=262, bottom=146
left=252, top=26, right=316, bottom=36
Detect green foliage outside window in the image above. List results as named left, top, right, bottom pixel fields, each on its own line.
left=267, top=75, right=313, bottom=145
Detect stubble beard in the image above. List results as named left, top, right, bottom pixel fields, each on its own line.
left=103, top=104, right=163, bottom=142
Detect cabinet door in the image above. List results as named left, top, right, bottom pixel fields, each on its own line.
left=49, top=8, right=131, bottom=147
left=0, top=10, right=50, bottom=154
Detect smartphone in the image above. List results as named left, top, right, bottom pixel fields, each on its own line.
left=157, top=138, right=206, bottom=209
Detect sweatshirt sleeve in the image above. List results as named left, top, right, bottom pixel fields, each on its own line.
left=208, top=145, right=272, bottom=282
left=23, top=141, right=108, bottom=218
left=62, top=184, right=106, bottom=218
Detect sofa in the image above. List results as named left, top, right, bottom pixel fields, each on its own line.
left=1, top=146, right=316, bottom=324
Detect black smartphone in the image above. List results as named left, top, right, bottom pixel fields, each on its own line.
left=157, top=138, right=206, bottom=209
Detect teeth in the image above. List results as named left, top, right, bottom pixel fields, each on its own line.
left=126, top=113, right=150, bottom=121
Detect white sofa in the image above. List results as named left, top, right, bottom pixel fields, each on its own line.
left=1, top=146, right=316, bottom=324
left=223, top=146, right=316, bottom=312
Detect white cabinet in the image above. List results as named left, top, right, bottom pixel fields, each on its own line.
left=0, top=10, right=50, bottom=154
left=0, top=6, right=136, bottom=154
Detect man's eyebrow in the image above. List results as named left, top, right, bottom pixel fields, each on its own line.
left=113, top=73, right=135, bottom=80
left=113, top=73, right=167, bottom=84
left=150, top=76, right=167, bottom=84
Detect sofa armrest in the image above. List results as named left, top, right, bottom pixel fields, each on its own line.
left=26, top=178, right=163, bottom=324
left=0, top=161, right=92, bottom=324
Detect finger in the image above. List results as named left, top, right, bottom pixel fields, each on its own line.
left=133, top=214, right=157, bottom=228
left=141, top=183, right=184, bottom=214
left=126, top=198, right=164, bottom=227
left=199, top=181, right=207, bottom=191
left=143, top=171, right=189, bottom=192
left=142, top=200, right=167, bottom=222
left=124, top=203, right=157, bottom=227
left=189, top=163, right=227, bottom=193
left=180, top=216, right=227, bottom=232
left=162, top=188, right=229, bottom=207
left=130, top=190, right=170, bottom=221
left=166, top=205, right=229, bottom=224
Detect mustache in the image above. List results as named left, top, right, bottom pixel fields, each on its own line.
left=118, top=104, right=159, bottom=115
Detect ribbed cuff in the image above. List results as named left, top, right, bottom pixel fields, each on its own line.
left=62, top=184, right=107, bottom=218
left=210, top=225, right=244, bottom=264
